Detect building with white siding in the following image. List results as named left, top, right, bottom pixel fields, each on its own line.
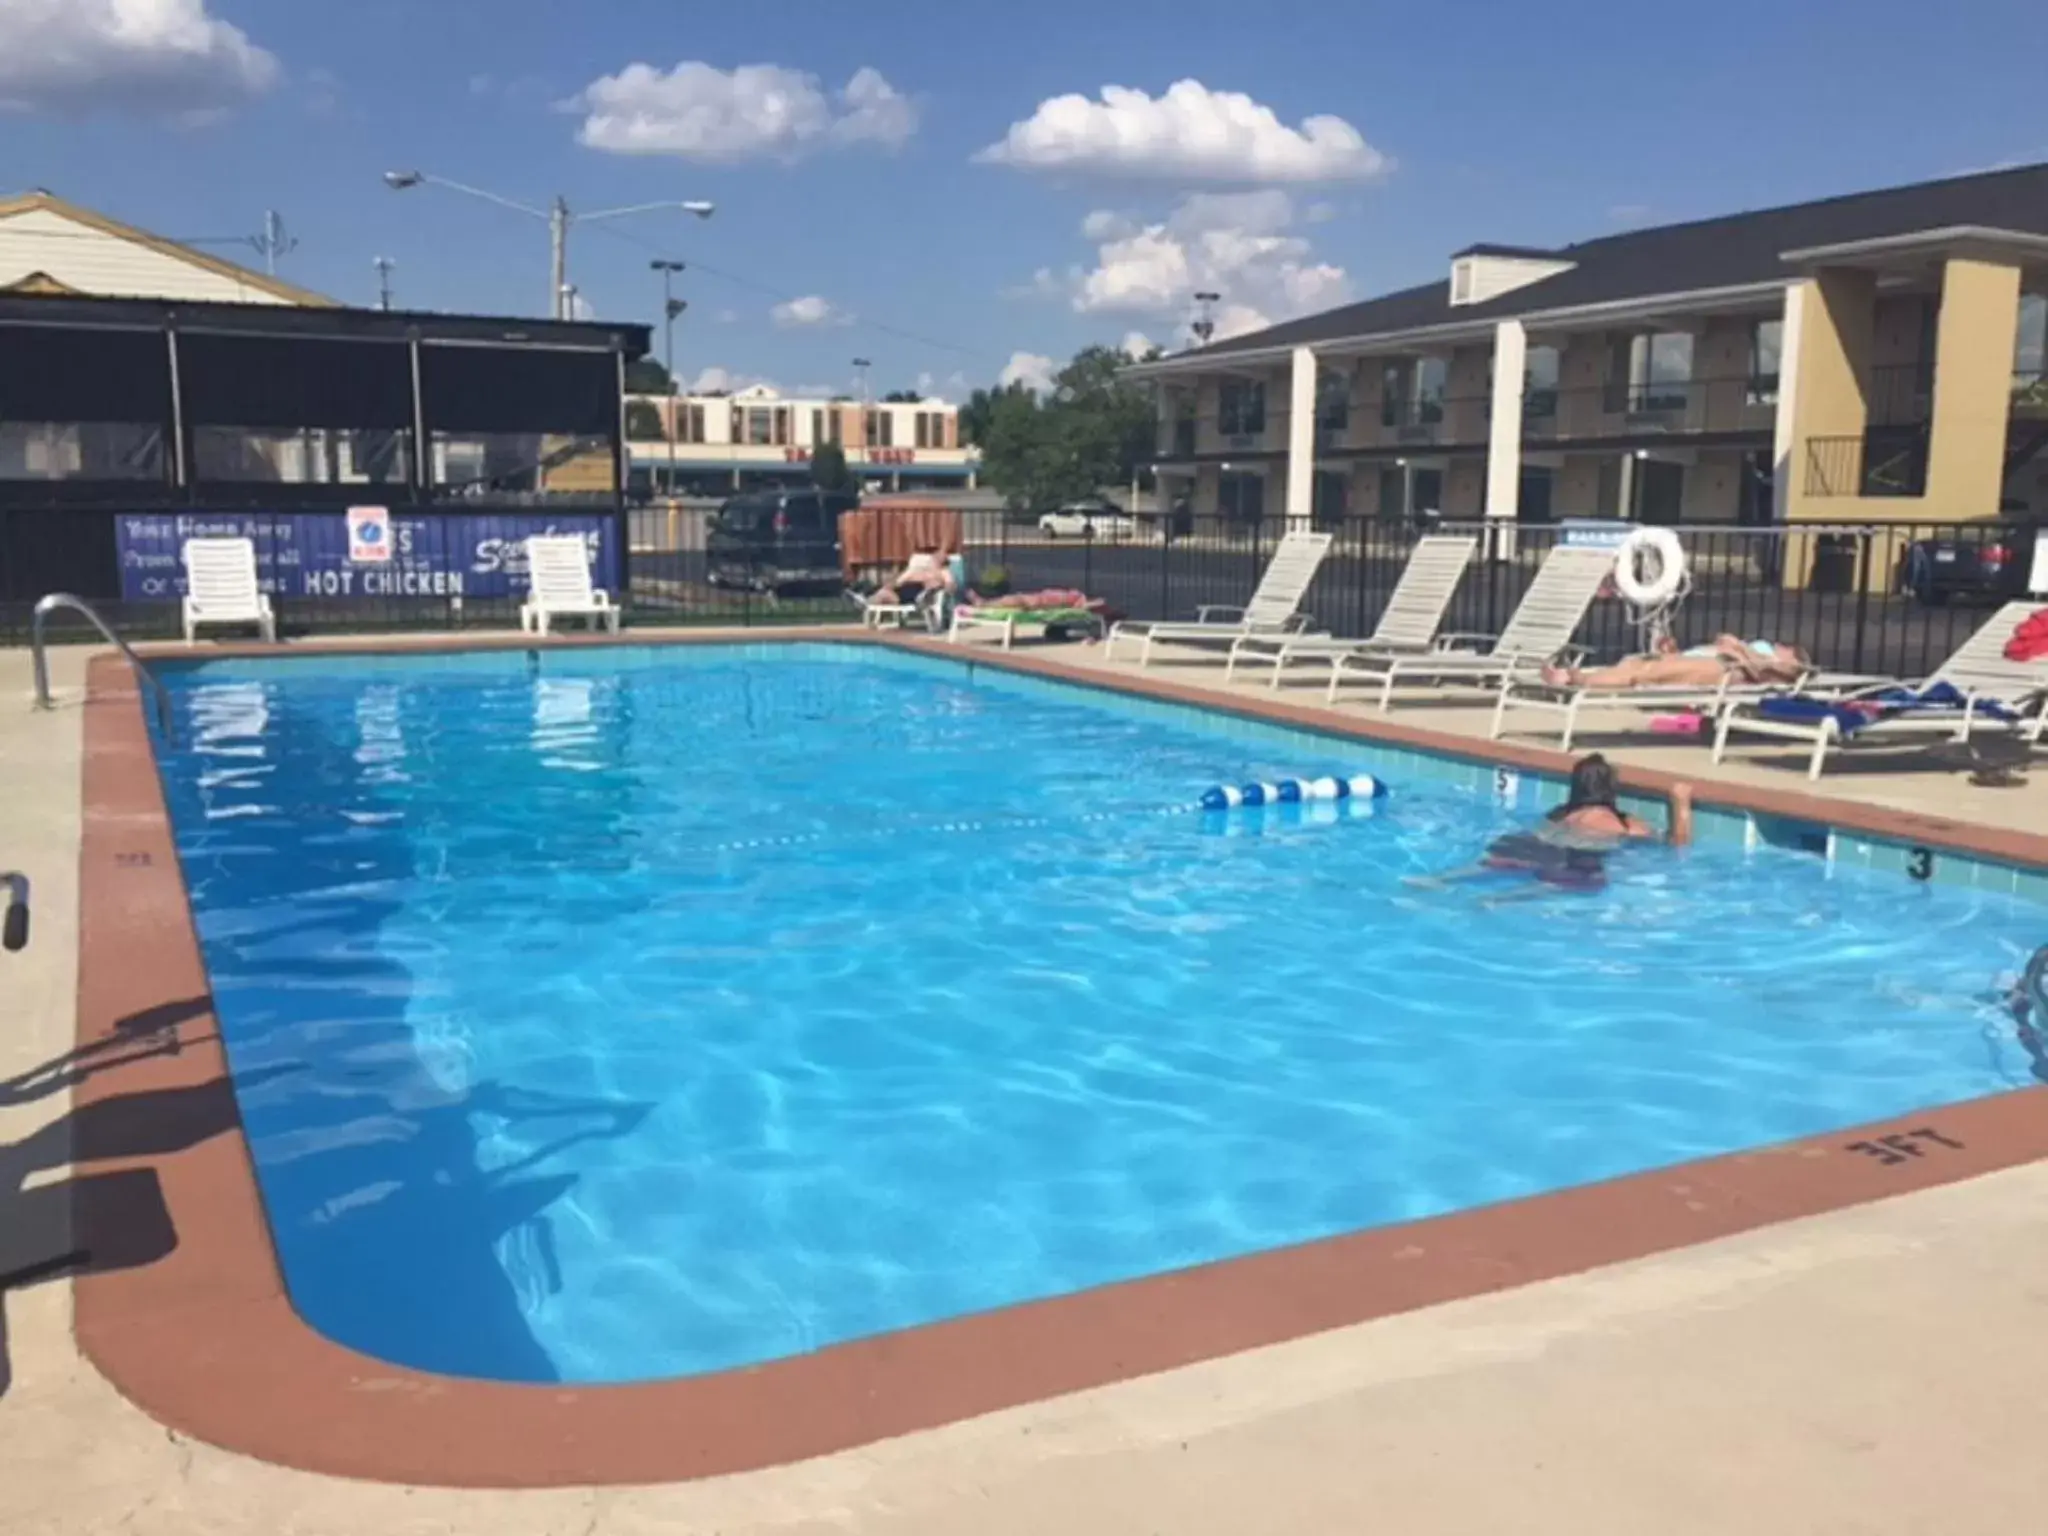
left=0, top=190, right=330, bottom=306
left=627, top=385, right=978, bottom=494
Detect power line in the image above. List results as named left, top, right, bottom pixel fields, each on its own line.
left=583, top=217, right=999, bottom=365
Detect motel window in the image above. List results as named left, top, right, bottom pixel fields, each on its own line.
left=1315, top=368, right=1349, bottom=432
left=1620, top=331, right=1693, bottom=411
left=1217, top=380, right=1266, bottom=436
left=746, top=408, right=774, bottom=446
left=2017, top=293, right=2046, bottom=382
left=1748, top=320, right=1782, bottom=406
left=865, top=409, right=894, bottom=448
left=1413, top=357, right=1446, bottom=422
left=683, top=404, right=705, bottom=443
left=914, top=413, right=930, bottom=449
left=1524, top=345, right=1560, bottom=418
left=773, top=407, right=790, bottom=446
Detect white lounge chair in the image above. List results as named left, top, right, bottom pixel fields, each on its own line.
left=180, top=536, right=276, bottom=644
left=1326, top=544, right=1615, bottom=710
left=1103, top=529, right=1333, bottom=667
left=1491, top=647, right=1891, bottom=753
left=520, top=534, right=619, bottom=636
left=1224, top=534, right=1477, bottom=689
left=1712, top=601, right=2048, bottom=779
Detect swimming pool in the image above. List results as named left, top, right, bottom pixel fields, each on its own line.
left=148, top=642, right=2038, bottom=1385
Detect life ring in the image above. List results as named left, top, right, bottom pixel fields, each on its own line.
left=1614, top=525, right=1686, bottom=607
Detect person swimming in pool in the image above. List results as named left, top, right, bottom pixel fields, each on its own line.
left=1406, top=754, right=1690, bottom=902
left=1539, top=634, right=1809, bottom=692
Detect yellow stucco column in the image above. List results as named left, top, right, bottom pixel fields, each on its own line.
left=1924, top=256, right=2022, bottom=519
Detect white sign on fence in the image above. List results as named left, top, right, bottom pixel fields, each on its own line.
left=2031, top=529, right=2048, bottom=596
left=346, top=505, right=392, bottom=564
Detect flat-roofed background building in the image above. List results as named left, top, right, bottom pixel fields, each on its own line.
left=627, top=385, right=979, bottom=496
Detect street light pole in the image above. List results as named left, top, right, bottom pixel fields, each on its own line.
left=650, top=259, right=687, bottom=496
left=383, top=170, right=714, bottom=319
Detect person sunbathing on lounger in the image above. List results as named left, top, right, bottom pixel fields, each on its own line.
left=1539, top=634, right=1809, bottom=692
left=873, top=544, right=955, bottom=607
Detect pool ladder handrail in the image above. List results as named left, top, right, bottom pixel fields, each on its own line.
left=30, top=593, right=173, bottom=739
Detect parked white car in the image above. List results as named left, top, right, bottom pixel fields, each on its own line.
left=1038, top=505, right=1136, bottom=541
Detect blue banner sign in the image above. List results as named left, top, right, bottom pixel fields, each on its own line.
left=115, top=511, right=618, bottom=603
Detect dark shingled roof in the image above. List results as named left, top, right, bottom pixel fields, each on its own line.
left=1187, top=160, right=2048, bottom=360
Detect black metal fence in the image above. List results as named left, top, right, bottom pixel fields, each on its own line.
left=952, top=514, right=2040, bottom=681
left=3, top=503, right=2040, bottom=682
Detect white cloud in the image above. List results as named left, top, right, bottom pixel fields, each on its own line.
left=769, top=294, right=848, bottom=328
left=566, top=292, right=596, bottom=321
left=1000, top=352, right=1057, bottom=392
left=0, top=0, right=279, bottom=118
left=1081, top=209, right=1136, bottom=241
left=573, top=60, right=916, bottom=162
left=683, top=365, right=771, bottom=394
left=1120, top=331, right=1158, bottom=360
left=1063, top=190, right=1349, bottom=341
left=915, top=371, right=935, bottom=393
left=977, top=79, right=1385, bottom=184
left=713, top=307, right=740, bottom=324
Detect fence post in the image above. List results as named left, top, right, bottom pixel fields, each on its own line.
left=1850, top=529, right=1873, bottom=676
left=1158, top=518, right=1171, bottom=622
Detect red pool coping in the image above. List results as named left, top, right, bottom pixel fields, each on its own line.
left=72, top=633, right=2048, bottom=1488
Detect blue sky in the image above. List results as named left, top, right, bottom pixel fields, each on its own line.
left=4, top=0, right=2046, bottom=399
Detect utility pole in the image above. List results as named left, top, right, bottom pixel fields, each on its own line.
left=549, top=196, right=569, bottom=321
left=1191, top=290, right=1220, bottom=349
left=852, top=357, right=872, bottom=474
left=372, top=256, right=395, bottom=311
left=650, top=259, right=687, bottom=496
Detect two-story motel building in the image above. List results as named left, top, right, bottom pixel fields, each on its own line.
left=1128, top=162, right=2048, bottom=551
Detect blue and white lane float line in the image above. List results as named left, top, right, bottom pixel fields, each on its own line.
left=1200, top=774, right=1387, bottom=811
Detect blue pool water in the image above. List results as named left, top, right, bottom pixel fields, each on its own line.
left=150, top=644, right=2039, bottom=1383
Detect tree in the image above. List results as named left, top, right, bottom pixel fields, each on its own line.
left=881, top=389, right=923, bottom=403
left=623, top=399, right=665, bottom=440
left=624, top=358, right=675, bottom=395
left=968, top=344, right=1165, bottom=510
left=810, top=440, right=856, bottom=493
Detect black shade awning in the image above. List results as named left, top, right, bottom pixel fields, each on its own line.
left=178, top=333, right=415, bottom=429
left=0, top=324, right=172, bottom=422
left=420, top=343, right=618, bottom=435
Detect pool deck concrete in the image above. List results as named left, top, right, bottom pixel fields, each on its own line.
left=7, top=632, right=2048, bottom=1533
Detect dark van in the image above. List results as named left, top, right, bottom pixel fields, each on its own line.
left=706, top=489, right=854, bottom=592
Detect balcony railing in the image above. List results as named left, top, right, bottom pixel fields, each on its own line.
left=1537, top=375, right=1777, bottom=439
left=1804, top=429, right=1929, bottom=498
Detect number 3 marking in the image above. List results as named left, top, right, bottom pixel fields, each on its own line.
left=1906, top=847, right=1933, bottom=881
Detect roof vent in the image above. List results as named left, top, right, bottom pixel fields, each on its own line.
left=1449, top=251, right=1576, bottom=307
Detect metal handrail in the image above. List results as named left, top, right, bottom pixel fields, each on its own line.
left=30, top=593, right=173, bottom=738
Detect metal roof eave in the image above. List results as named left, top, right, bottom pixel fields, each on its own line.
left=1122, top=278, right=1793, bottom=381
left=1779, top=224, right=2048, bottom=268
